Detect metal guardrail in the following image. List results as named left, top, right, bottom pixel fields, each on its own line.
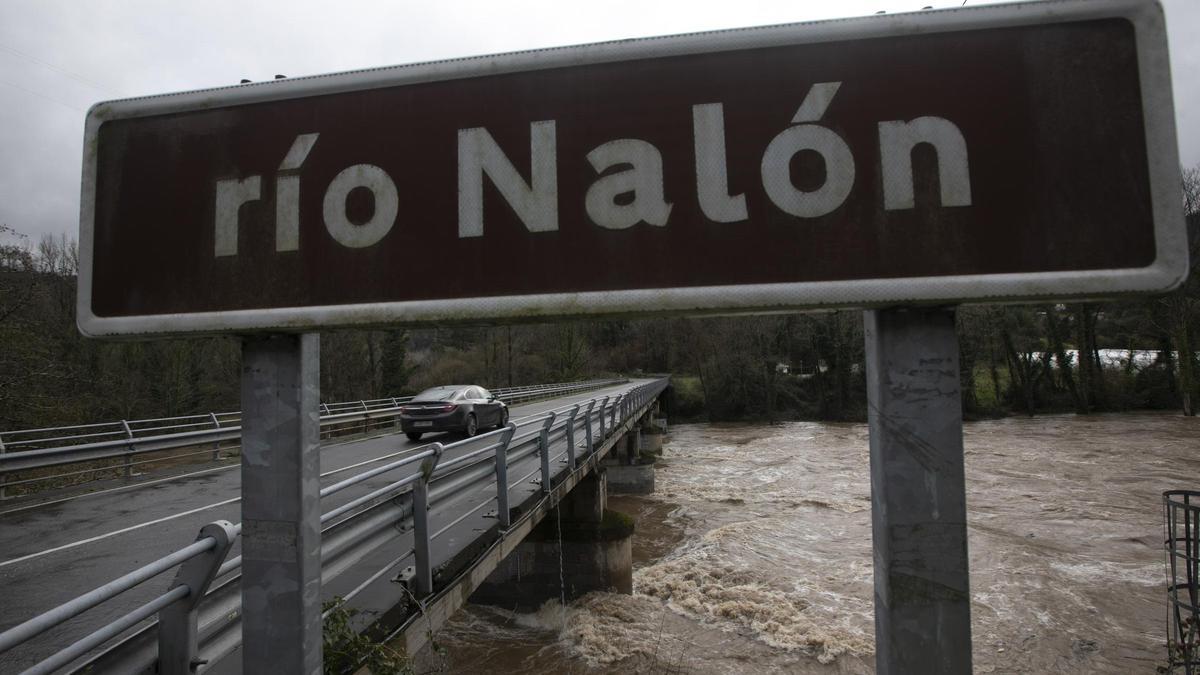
left=0, top=376, right=669, bottom=674
left=0, top=379, right=626, bottom=497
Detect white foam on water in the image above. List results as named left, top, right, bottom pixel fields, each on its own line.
left=437, top=416, right=1196, bottom=673
left=1049, top=560, right=1161, bottom=587
left=559, top=593, right=683, bottom=666
left=631, top=521, right=874, bottom=664
left=507, top=599, right=569, bottom=631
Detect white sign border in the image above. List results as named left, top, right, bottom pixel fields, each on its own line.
left=78, top=0, right=1187, bottom=337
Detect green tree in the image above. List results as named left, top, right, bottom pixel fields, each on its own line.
left=380, top=330, right=413, bottom=396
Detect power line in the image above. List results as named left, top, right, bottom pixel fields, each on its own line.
left=0, top=78, right=87, bottom=113
left=0, top=42, right=119, bottom=96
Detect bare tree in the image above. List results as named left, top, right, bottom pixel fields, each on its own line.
left=1155, top=166, right=1200, bottom=414
left=1183, top=165, right=1200, bottom=217
left=0, top=225, right=35, bottom=325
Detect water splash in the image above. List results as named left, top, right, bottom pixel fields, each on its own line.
left=634, top=523, right=873, bottom=663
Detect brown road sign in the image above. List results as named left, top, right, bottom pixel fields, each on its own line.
left=79, top=0, right=1186, bottom=337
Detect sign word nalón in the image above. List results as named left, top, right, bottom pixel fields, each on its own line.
left=79, top=0, right=1185, bottom=337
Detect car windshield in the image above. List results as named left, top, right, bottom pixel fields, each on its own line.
left=412, top=387, right=461, bottom=402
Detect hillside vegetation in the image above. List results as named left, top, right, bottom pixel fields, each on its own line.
left=2, top=172, right=1197, bottom=429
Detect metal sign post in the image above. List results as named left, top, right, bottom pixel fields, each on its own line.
left=864, top=308, right=970, bottom=674
left=240, top=333, right=322, bottom=674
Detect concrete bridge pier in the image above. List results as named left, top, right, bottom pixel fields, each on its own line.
left=470, top=471, right=635, bottom=611
left=642, top=403, right=668, bottom=449
left=604, top=427, right=655, bottom=495
left=641, top=421, right=664, bottom=456
left=625, top=427, right=640, bottom=463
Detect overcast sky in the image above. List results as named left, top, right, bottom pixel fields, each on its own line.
left=0, top=0, right=1197, bottom=244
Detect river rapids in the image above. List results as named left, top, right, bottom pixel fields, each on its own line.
left=414, top=413, right=1198, bottom=674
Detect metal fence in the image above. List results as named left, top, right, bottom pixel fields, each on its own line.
left=1165, top=490, right=1200, bottom=675
left=0, top=377, right=668, bottom=674
left=0, top=379, right=626, bottom=498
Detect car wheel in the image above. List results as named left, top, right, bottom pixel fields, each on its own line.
left=498, top=409, right=508, bottom=429
left=406, top=432, right=423, bottom=441
left=464, top=414, right=478, bottom=437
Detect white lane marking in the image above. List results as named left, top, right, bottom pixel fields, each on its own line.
left=0, top=445, right=433, bottom=566
left=0, top=430, right=412, bottom=518
left=0, top=464, right=236, bottom=518
left=0, top=386, right=636, bottom=516
left=319, top=446, right=423, bottom=478
left=510, top=384, right=634, bottom=423
left=0, top=384, right=644, bottom=564
left=0, top=497, right=241, bottom=569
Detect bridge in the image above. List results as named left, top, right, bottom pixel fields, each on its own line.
left=0, top=376, right=671, bottom=673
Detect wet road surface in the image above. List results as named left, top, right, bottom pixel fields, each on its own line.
left=0, top=380, right=644, bottom=671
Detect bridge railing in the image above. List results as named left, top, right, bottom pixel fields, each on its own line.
left=0, top=379, right=626, bottom=497
left=0, top=377, right=668, bottom=674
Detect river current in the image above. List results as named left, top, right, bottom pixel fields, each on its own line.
left=417, top=413, right=1198, bottom=674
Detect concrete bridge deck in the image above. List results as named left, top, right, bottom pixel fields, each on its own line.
left=0, top=379, right=659, bottom=672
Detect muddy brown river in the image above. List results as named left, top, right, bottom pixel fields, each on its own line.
left=414, top=413, right=1198, bottom=674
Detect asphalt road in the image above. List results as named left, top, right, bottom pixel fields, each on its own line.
left=0, top=380, right=648, bottom=672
